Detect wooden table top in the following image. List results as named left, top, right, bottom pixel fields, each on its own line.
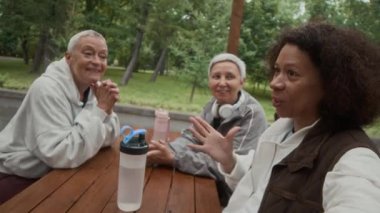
left=0, top=129, right=222, bottom=213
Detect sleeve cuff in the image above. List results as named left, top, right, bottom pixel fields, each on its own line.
left=218, top=153, right=238, bottom=177
left=218, top=150, right=254, bottom=179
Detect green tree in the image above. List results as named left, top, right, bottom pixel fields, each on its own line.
left=240, top=0, right=296, bottom=93
left=0, top=0, right=34, bottom=63
left=65, top=0, right=132, bottom=65
left=121, top=0, right=151, bottom=85
left=26, top=0, right=73, bottom=73
left=146, top=0, right=185, bottom=82
left=343, top=0, right=380, bottom=42
left=0, top=0, right=74, bottom=72
left=169, top=0, right=231, bottom=102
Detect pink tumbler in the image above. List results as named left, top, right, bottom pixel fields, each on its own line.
left=152, top=109, right=170, bottom=142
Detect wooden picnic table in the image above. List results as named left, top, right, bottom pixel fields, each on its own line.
left=0, top=129, right=222, bottom=213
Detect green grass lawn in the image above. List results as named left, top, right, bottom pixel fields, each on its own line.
left=0, top=57, right=379, bottom=138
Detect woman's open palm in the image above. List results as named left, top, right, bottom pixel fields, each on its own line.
left=187, top=116, right=239, bottom=167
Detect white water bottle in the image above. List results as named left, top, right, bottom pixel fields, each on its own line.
left=152, top=109, right=170, bottom=141
left=117, top=126, right=148, bottom=212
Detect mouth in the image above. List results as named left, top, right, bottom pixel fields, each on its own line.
left=86, top=67, right=103, bottom=73
left=216, top=89, right=230, bottom=94
left=272, top=96, right=282, bottom=107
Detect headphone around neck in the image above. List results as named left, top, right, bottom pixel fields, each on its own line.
left=211, top=92, right=245, bottom=119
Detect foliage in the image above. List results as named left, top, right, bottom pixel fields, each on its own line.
left=0, top=0, right=32, bottom=57
left=0, top=0, right=380, bottom=133
left=0, top=0, right=75, bottom=73
left=1, top=0, right=379, bottom=81
left=240, top=0, right=309, bottom=92
left=168, top=0, right=231, bottom=99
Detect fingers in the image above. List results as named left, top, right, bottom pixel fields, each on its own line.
left=94, top=79, right=118, bottom=88
left=91, top=80, right=121, bottom=112
left=225, top=126, right=240, bottom=142
left=103, top=80, right=119, bottom=102
left=189, top=116, right=210, bottom=137
left=147, top=141, right=165, bottom=158
left=94, top=80, right=119, bottom=93
left=148, top=141, right=159, bottom=150
left=195, top=116, right=214, bottom=133
left=148, top=140, right=168, bottom=151
left=147, top=149, right=161, bottom=157
left=113, top=93, right=120, bottom=102
left=147, top=140, right=174, bottom=166
left=188, top=127, right=205, bottom=144
left=94, top=79, right=120, bottom=109
left=187, top=143, right=208, bottom=154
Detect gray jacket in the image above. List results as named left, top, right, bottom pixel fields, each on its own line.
left=169, top=90, right=267, bottom=180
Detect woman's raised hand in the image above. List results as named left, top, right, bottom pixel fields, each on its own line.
left=187, top=116, right=239, bottom=173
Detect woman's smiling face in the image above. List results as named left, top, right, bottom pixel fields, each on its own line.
left=65, top=36, right=108, bottom=92
left=208, top=61, right=244, bottom=105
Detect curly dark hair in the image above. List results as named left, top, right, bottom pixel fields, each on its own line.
left=266, top=22, right=380, bottom=130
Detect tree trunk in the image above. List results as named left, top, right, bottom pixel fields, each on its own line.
left=121, top=1, right=150, bottom=85
left=150, top=47, right=167, bottom=82
left=189, top=79, right=196, bottom=103
left=158, top=61, right=165, bottom=75
left=21, top=38, right=29, bottom=65
left=121, top=29, right=144, bottom=85
left=227, top=0, right=244, bottom=55
left=31, top=30, right=49, bottom=73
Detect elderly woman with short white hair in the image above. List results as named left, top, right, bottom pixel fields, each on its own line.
left=147, top=53, right=268, bottom=206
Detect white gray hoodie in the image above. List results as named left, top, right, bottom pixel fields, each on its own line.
left=169, top=90, right=267, bottom=180
left=0, top=58, right=120, bottom=178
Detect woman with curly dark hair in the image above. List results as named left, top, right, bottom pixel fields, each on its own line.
left=187, top=22, right=380, bottom=212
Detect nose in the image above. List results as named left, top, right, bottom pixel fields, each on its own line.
left=92, top=55, right=102, bottom=64
left=218, top=76, right=227, bottom=85
left=269, top=73, right=285, bottom=91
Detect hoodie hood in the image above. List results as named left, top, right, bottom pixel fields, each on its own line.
left=42, top=58, right=95, bottom=106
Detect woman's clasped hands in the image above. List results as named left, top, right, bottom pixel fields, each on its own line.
left=92, top=79, right=120, bottom=114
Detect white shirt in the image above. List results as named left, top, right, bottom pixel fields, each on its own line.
left=220, top=118, right=380, bottom=213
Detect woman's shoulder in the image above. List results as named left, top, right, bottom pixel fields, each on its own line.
left=241, top=90, right=264, bottom=108
left=240, top=90, right=266, bottom=118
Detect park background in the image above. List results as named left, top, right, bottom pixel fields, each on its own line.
left=0, top=0, right=379, bottom=138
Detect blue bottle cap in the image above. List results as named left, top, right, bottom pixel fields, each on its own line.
left=120, top=125, right=148, bottom=155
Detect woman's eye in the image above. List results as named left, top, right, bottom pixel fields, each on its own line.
left=287, top=70, right=297, bottom=77
left=211, top=75, right=220, bottom=80
left=99, top=54, right=107, bottom=60
left=84, top=51, right=93, bottom=57
left=226, top=74, right=235, bottom=80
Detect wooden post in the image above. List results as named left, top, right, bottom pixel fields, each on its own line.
left=227, top=0, right=244, bottom=55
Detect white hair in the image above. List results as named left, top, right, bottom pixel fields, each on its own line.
left=66, top=30, right=106, bottom=52
left=208, top=53, right=246, bottom=79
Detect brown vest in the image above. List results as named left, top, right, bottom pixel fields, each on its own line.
left=258, top=121, right=380, bottom=213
